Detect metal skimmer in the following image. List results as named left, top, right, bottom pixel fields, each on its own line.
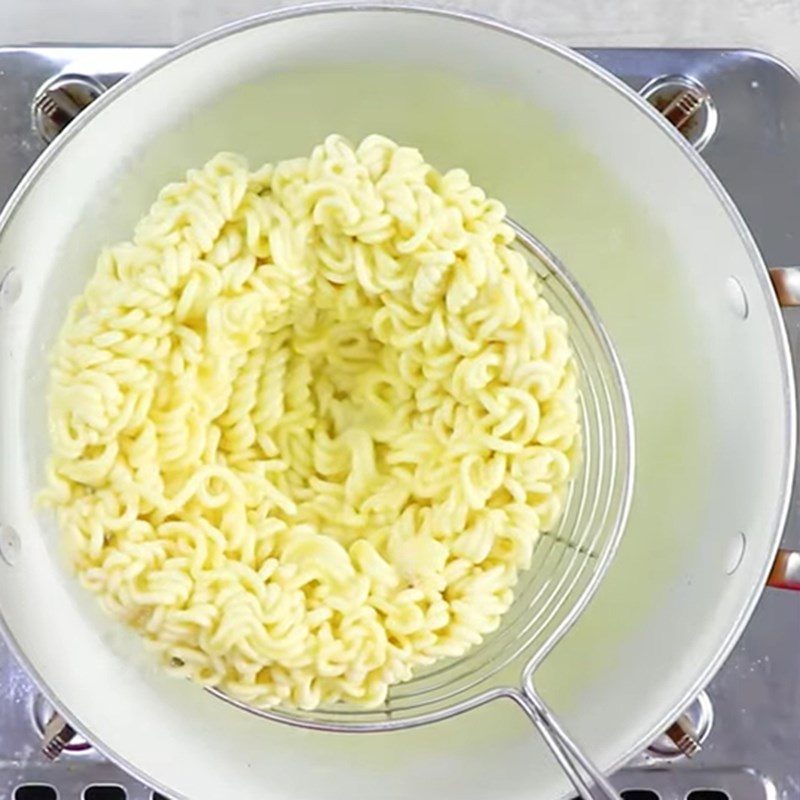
left=210, top=220, right=636, bottom=800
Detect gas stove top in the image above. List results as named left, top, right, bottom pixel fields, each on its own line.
left=0, top=45, right=799, bottom=800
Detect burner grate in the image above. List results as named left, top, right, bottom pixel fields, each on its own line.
left=612, top=767, right=777, bottom=799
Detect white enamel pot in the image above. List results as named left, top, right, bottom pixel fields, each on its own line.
left=0, top=5, right=798, bottom=800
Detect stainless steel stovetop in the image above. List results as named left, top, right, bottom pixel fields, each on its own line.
left=0, top=45, right=799, bottom=800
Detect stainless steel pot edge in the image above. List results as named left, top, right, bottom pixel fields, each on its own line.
left=0, top=3, right=794, bottom=796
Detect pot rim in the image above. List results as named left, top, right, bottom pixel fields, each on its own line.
left=0, top=4, right=794, bottom=798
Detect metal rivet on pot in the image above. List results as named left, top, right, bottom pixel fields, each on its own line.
left=0, top=524, right=21, bottom=565
left=725, top=276, right=748, bottom=319
left=724, top=531, right=747, bottom=575
left=0, top=268, right=22, bottom=308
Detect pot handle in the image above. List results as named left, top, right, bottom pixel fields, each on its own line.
left=767, top=270, right=800, bottom=592
left=769, top=267, right=800, bottom=307
left=767, top=549, right=800, bottom=591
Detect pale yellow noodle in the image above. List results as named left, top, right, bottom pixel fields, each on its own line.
left=42, top=135, right=580, bottom=710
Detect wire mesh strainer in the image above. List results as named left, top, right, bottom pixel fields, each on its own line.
left=212, top=219, right=634, bottom=800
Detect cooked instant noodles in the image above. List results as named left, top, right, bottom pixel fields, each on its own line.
left=42, top=135, right=580, bottom=709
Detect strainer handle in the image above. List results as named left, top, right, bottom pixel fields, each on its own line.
left=512, top=687, right=621, bottom=800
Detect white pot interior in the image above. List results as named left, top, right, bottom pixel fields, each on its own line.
left=0, top=8, right=793, bottom=800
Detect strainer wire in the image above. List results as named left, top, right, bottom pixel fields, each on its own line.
left=210, top=218, right=634, bottom=739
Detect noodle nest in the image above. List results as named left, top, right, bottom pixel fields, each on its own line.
left=42, top=134, right=580, bottom=710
